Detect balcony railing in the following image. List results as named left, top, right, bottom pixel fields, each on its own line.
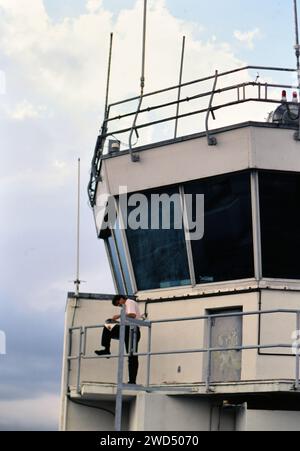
left=88, top=65, right=298, bottom=206
left=67, top=308, right=300, bottom=431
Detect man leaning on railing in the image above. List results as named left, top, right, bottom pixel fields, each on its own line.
left=95, top=295, right=141, bottom=385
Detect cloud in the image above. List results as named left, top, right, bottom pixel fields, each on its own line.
left=86, top=0, right=103, bottom=13
left=234, top=28, right=262, bottom=50
left=0, top=69, right=6, bottom=95
left=0, top=395, right=60, bottom=431
left=7, top=100, right=48, bottom=120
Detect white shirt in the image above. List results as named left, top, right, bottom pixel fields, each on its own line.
left=125, top=299, right=141, bottom=320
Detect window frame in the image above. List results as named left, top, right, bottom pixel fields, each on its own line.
left=258, top=169, right=300, bottom=281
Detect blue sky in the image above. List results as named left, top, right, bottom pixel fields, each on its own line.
left=43, top=0, right=297, bottom=68
left=0, top=0, right=299, bottom=431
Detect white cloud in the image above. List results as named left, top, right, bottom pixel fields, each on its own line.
left=8, top=100, right=48, bottom=120
left=0, top=394, right=60, bottom=430
left=234, top=28, right=262, bottom=50
left=0, top=69, right=6, bottom=95
left=0, top=0, right=243, bottom=116
left=86, top=0, right=103, bottom=13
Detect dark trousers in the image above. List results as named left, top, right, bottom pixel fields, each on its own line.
left=101, top=325, right=141, bottom=384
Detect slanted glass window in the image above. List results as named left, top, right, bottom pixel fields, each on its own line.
left=185, top=172, right=254, bottom=284
left=259, top=171, right=300, bottom=279
left=106, top=235, right=126, bottom=294
left=124, top=186, right=191, bottom=291
left=114, top=220, right=134, bottom=295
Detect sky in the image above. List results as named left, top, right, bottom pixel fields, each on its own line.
left=0, top=0, right=298, bottom=431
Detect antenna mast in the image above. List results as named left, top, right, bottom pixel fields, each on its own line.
left=105, top=33, right=114, bottom=116
left=74, top=158, right=81, bottom=297
left=129, top=0, right=148, bottom=162
left=293, top=0, right=300, bottom=140
left=174, top=36, right=186, bottom=139
left=294, top=1, right=300, bottom=75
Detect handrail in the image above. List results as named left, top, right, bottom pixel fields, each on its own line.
left=109, top=65, right=296, bottom=108
left=67, top=308, right=300, bottom=430
left=104, top=82, right=299, bottom=125
left=88, top=64, right=300, bottom=206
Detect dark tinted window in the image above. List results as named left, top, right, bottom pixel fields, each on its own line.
left=259, top=171, right=300, bottom=279
left=185, top=172, right=254, bottom=284
left=124, top=186, right=191, bottom=291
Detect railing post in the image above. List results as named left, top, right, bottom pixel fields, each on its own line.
left=206, top=317, right=213, bottom=392
left=295, top=312, right=300, bottom=390
left=146, top=324, right=152, bottom=389
left=67, top=329, right=72, bottom=390
left=115, top=306, right=126, bottom=432
left=76, top=327, right=83, bottom=395
left=206, top=70, right=218, bottom=146
left=83, top=326, right=87, bottom=357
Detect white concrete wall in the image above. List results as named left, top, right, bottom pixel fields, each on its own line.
left=257, top=290, right=300, bottom=380
left=66, top=401, right=115, bottom=431
left=96, top=126, right=300, bottom=204
left=60, top=290, right=300, bottom=430
left=129, top=394, right=236, bottom=431
left=63, top=290, right=300, bottom=393
left=246, top=410, right=300, bottom=431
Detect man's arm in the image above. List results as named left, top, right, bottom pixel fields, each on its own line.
left=112, top=313, right=136, bottom=321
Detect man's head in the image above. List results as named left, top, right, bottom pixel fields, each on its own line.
left=112, top=295, right=127, bottom=307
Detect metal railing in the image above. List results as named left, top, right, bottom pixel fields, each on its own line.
left=67, top=308, right=300, bottom=431
left=88, top=65, right=298, bottom=206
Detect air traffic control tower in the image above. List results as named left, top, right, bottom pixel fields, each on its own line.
left=60, top=62, right=300, bottom=431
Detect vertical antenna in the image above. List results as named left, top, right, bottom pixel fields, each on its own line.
left=293, top=0, right=300, bottom=140
left=74, top=158, right=81, bottom=297
left=140, top=0, right=148, bottom=91
left=105, top=33, right=114, bottom=116
left=129, top=0, right=148, bottom=163
left=174, top=36, right=186, bottom=139
left=294, top=1, right=300, bottom=75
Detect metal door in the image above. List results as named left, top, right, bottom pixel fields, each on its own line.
left=210, top=309, right=242, bottom=383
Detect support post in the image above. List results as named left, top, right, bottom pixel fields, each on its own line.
left=76, top=327, right=83, bottom=395
left=66, top=329, right=72, bottom=390
left=115, top=307, right=126, bottom=431
left=206, top=317, right=213, bottom=392
left=146, top=324, right=152, bottom=389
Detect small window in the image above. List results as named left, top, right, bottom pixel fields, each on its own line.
left=113, top=221, right=134, bottom=295
left=259, top=171, right=300, bottom=279
left=106, top=235, right=126, bottom=294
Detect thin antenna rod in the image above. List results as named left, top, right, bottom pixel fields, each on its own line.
left=129, top=0, right=148, bottom=162
left=75, top=158, right=81, bottom=297
left=293, top=0, right=300, bottom=140
left=105, top=33, right=114, bottom=115
left=140, top=0, right=147, bottom=90
left=174, top=36, right=186, bottom=139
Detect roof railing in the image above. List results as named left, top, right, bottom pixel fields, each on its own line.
left=88, top=65, right=298, bottom=206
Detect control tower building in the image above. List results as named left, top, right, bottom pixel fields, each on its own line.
left=60, top=7, right=300, bottom=431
